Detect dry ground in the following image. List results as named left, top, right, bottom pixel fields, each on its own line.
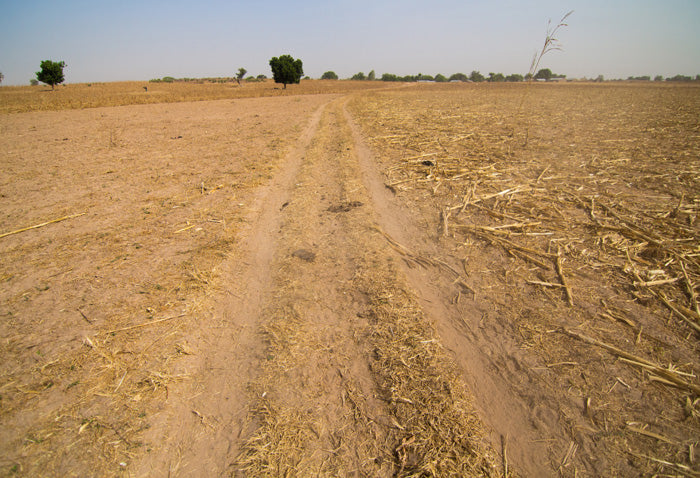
left=1, top=81, right=699, bottom=477
left=0, top=80, right=387, bottom=114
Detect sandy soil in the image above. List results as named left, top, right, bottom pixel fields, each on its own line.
left=1, top=82, right=698, bottom=477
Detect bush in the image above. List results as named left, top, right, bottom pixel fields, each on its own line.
left=321, top=71, right=338, bottom=80
left=351, top=72, right=366, bottom=81
left=368, top=70, right=376, bottom=81
left=434, top=74, right=447, bottom=82
left=162, top=76, right=175, bottom=83
left=381, top=73, right=399, bottom=82
left=505, top=74, right=524, bottom=82
left=449, top=73, right=468, bottom=82
left=30, top=79, right=39, bottom=86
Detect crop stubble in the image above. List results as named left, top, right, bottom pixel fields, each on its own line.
left=348, top=82, right=700, bottom=475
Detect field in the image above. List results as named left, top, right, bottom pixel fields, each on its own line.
left=1, top=80, right=698, bottom=476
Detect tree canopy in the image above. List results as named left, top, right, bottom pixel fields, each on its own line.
left=321, top=71, right=338, bottom=80
left=36, top=60, right=66, bottom=89
left=469, top=71, right=485, bottom=82
left=236, top=67, right=247, bottom=85
left=269, top=55, right=303, bottom=88
left=534, top=68, right=553, bottom=80
left=351, top=72, right=366, bottom=81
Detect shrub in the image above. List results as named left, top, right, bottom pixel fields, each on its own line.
left=162, top=76, right=175, bottom=83
left=434, top=74, right=447, bottom=82
left=351, top=72, right=366, bottom=81
left=321, top=71, right=338, bottom=80
left=30, top=79, right=39, bottom=86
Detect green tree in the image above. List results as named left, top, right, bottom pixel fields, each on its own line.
left=381, top=73, right=399, bottom=82
left=0, top=71, right=3, bottom=84
left=367, top=70, right=376, bottom=81
left=434, top=73, right=447, bottom=82
left=654, top=75, right=663, bottom=81
left=534, top=68, right=553, bottom=80
left=321, top=71, right=338, bottom=80
left=448, top=73, right=468, bottom=82
left=269, top=55, right=304, bottom=89
left=351, top=72, right=365, bottom=80
left=36, top=60, right=66, bottom=89
left=505, top=73, right=524, bottom=82
left=487, top=72, right=505, bottom=82
left=469, top=70, right=485, bottom=82
left=30, top=79, right=39, bottom=86
left=236, top=67, right=247, bottom=85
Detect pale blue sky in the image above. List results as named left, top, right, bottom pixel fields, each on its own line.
left=1, top=0, right=699, bottom=85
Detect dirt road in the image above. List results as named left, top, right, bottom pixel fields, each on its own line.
left=133, top=95, right=510, bottom=475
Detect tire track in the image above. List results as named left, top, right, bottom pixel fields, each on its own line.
left=136, top=98, right=331, bottom=476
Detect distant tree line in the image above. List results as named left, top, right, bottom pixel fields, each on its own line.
left=148, top=74, right=267, bottom=84
left=374, top=69, right=556, bottom=83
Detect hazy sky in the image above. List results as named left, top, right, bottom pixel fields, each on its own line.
left=1, top=0, right=699, bottom=85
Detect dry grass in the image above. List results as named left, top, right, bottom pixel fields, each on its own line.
left=349, top=81, right=700, bottom=475
left=0, top=79, right=388, bottom=114
left=355, top=250, right=499, bottom=477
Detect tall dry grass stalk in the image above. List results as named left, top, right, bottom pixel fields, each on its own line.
left=519, top=10, right=573, bottom=146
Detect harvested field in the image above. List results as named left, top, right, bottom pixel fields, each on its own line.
left=349, top=81, right=700, bottom=475
left=1, top=81, right=698, bottom=477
